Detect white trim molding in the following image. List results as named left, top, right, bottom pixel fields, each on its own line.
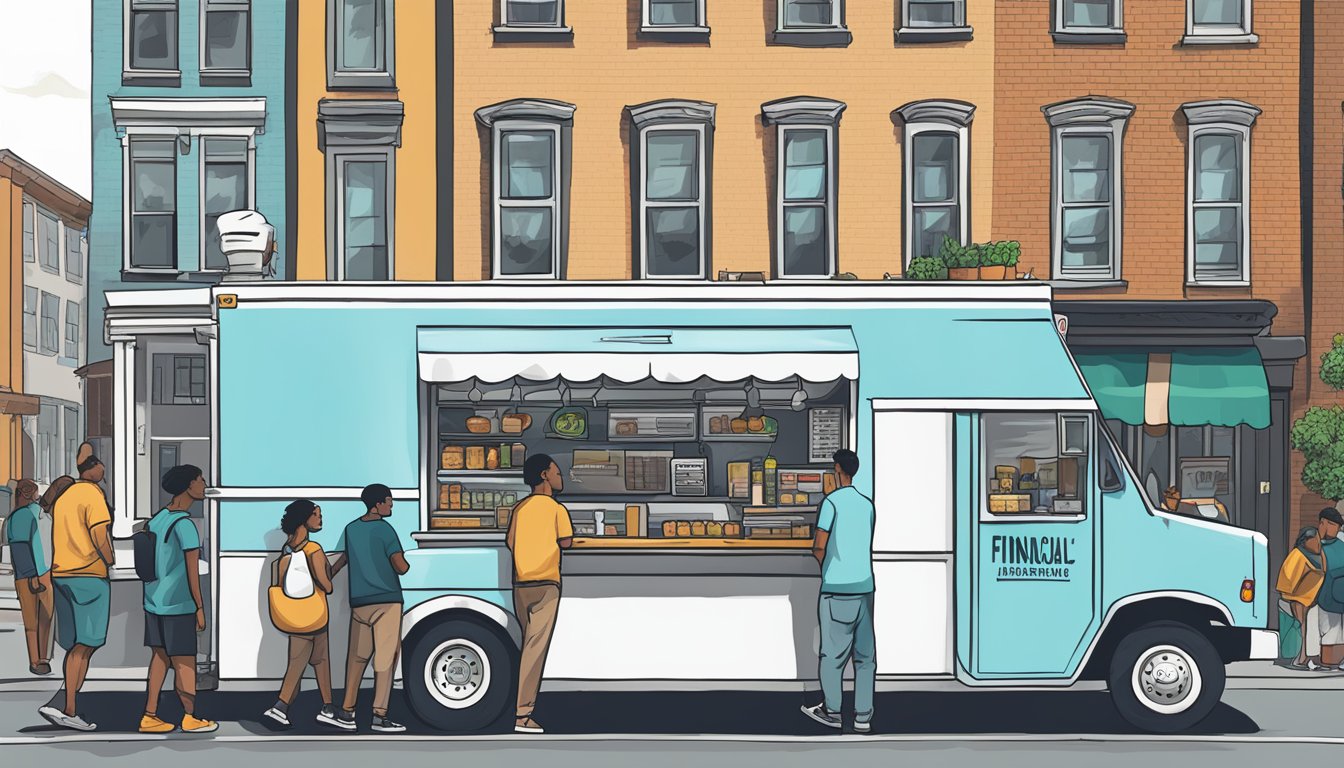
left=1043, top=97, right=1136, bottom=283
left=111, top=97, right=268, bottom=133
left=894, top=100, right=976, bottom=268
left=762, top=96, right=846, bottom=280
left=1183, top=0, right=1257, bottom=45
left=1181, top=99, right=1260, bottom=286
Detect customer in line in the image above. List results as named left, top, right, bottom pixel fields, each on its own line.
left=139, top=465, right=217, bottom=734
left=335, top=483, right=409, bottom=733
left=264, top=499, right=343, bottom=729
left=802, top=448, right=877, bottom=734
left=38, top=453, right=114, bottom=732
left=1277, top=525, right=1328, bottom=669
left=507, top=453, right=573, bottom=735
left=8, top=479, right=56, bottom=676
left=1314, top=507, right=1344, bottom=669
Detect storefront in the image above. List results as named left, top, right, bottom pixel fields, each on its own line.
left=1058, top=300, right=1305, bottom=587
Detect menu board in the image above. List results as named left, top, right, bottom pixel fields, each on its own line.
left=809, top=407, right=844, bottom=463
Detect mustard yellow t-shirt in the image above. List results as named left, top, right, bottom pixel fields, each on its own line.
left=51, top=481, right=112, bottom=578
left=506, top=495, right=573, bottom=585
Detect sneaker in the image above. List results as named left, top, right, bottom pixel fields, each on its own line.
left=30, top=663, right=52, bottom=676
left=38, top=706, right=97, bottom=732
left=800, top=703, right=842, bottom=730
left=263, top=707, right=291, bottom=728
left=181, top=715, right=219, bottom=734
left=854, top=719, right=873, bottom=734
left=139, top=714, right=175, bottom=734
left=514, top=717, right=544, bottom=734
left=371, top=715, right=406, bottom=733
left=322, top=709, right=358, bottom=732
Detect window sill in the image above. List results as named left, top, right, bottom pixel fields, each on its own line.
left=65, top=275, right=83, bottom=285
left=39, top=265, right=59, bottom=276
left=122, top=70, right=182, bottom=87
left=1181, top=33, right=1259, bottom=46
left=121, top=268, right=226, bottom=283
left=326, top=73, right=397, bottom=91
left=492, top=25, right=575, bottom=43
left=1187, top=279, right=1251, bottom=288
left=1052, top=30, right=1127, bottom=45
left=638, top=26, right=711, bottom=43
left=895, top=26, right=974, bottom=44
left=770, top=29, right=853, bottom=48
left=1046, top=279, right=1129, bottom=290
left=200, top=70, right=253, bottom=87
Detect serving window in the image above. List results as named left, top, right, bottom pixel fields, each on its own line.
left=982, top=412, right=1091, bottom=518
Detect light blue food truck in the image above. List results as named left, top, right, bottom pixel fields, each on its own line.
left=100, top=281, right=1274, bottom=734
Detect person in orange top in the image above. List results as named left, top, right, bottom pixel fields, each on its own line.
left=1278, top=526, right=1328, bottom=669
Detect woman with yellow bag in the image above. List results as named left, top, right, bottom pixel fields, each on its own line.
left=1277, top=526, right=1328, bottom=670
left=264, top=500, right=345, bottom=728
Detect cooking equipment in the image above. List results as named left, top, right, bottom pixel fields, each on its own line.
left=671, top=458, right=708, bottom=497
left=625, top=451, right=672, bottom=493
left=607, top=410, right=696, bottom=441
left=570, top=450, right=626, bottom=494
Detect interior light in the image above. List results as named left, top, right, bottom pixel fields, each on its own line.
left=467, top=378, right=482, bottom=403
left=791, top=382, right=808, bottom=412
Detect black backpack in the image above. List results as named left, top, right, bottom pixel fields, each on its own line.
left=132, top=514, right=186, bottom=582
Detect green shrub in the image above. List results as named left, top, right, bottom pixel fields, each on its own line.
left=941, top=239, right=982, bottom=269
left=1292, top=333, right=1344, bottom=500
left=905, top=256, right=948, bottom=280
left=982, top=241, right=1021, bottom=268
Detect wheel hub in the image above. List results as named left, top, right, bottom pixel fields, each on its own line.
left=431, top=643, right=485, bottom=701
left=1139, top=650, right=1192, bottom=706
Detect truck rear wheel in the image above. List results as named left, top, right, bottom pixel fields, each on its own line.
left=405, top=617, right=515, bottom=732
left=1107, top=621, right=1225, bottom=733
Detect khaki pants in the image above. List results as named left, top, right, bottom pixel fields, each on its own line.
left=342, top=603, right=402, bottom=716
left=279, top=629, right=330, bottom=705
left=514, top=584, right=561, bottom=719
left=16, top=572, right=54, bottom=667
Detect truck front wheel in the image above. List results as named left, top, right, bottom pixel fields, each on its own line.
left=405, top=617, right=516, bottom=732
left=1107, top=621, right=1226, bottom=733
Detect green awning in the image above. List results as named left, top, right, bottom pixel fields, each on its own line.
left=1074, top=351, right=1148, bottom=426
left=1169, top=348, right=1270, bottom=429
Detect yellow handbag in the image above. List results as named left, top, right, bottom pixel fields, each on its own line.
left=268, top=546, right=328, bottom=635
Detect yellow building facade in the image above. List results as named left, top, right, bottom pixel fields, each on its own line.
left=293, top=0, right=441, bottom=281
left=453, top=1, right=996, bottom=281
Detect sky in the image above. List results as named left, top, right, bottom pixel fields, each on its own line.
left=0, top=0, right=92, bottom=199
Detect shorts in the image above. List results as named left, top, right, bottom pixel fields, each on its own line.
left=145, top=612, right=198, bottom=658
left=1321, top=610, right=1344, bottom=645
left=53, top=577, right=110, bottom=651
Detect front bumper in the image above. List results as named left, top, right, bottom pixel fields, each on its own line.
left=1247, top=629, right=1278, bottom=660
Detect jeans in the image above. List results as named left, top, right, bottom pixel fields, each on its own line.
left=818, top=592, right=876, bottom=721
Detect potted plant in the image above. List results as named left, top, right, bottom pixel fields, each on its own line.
left=904, top=256, right=947, bottom=281
left=980, top=241, right=1020, bottom=280
left=940, top=237, right=980, bottom=280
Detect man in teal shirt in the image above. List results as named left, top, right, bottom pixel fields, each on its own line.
left=1316, top=508, right=1344, bottom=669
left=802, top=449, right=877, bottom=734
left=7, top=479, right=53, bottom=675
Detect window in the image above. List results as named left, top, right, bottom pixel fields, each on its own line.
left=202, top=137, right=251, bottom=271
left=1098, top=426, right=1124, bottom=493
left=129, top=138, right=177, bottom=270
left=327, top=0, right=395, bottom=89
left=899, top=0, right=971, bottom=42
left=337, top=156, right=391, bottom=280
left=127, top=0, right=179, bottom=74
left=644, top=0, right=704, bottom=29
left=628, top=100, right=715, bottom=279
left=774, top=0, right=850, bottom=46
left=476, top=99, right=576, bottom=280
left=65, top=300, right=81, bottom=360
left=22, top=286, right=37, bottom=352
left=66, top=226, right=84, bottom=282
left=495, top=0, right=573, bottom=40
left=22, top=201, right=34, bottom=262
left=983, top=412, right=1091, bottom=518
left=1054, top=0, right=1124, bottom=42
left=38, top=208, right=60, bottom=274
left=895, top=100, right=975, bottom=265
left=1043, top=97, right=1135, bottom=282
left=202, top=0, right=250, bottom=79
left=762, top=97, right=845, bottom=278
left=153, top=354, right=208, bottom=405
left=1182, top=100, right=1259, bottom=285
left=1185, top=0, right=1256, bottom=44
left=504, top=0, right=562, bottom=26
left=36, top=404, right=59, bottom=483
left=40, top=292, right=59, bottom=357
left=319, top=99, right=404, bottom=280
left=64, top=406, right=80, bottom=480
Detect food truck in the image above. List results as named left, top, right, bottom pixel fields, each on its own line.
left=99, top=280, right=1275, bottom=734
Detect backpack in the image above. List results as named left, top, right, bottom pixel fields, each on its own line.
left=268, top=543, right=328, bottom=634
left=132, top=513, right=187, bottom=582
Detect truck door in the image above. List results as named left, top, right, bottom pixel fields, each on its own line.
left=968, top=411, right=1101, bottom=678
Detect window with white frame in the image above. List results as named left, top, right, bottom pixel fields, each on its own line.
left=628, top=101, right=715, bottom=279
left=22, top=286, right=37, bottom=352
left=895, top=100, right=974, bottom=265
left=153, top=354, right=208, bottom=405
left=40, top=292, right=59, bottom=356
left=328, top=0, right=395, bottom=89
left=477, top=99, right=575, bottom=279
left=129, top=138, right=177, bottom=270
left=22, top=201, right=34, bottom=263
left=644, top=0, right=705, bottom=29
left=37, top=208, right=60, bottom=274
left=1185, top=0, right=1255, bottom=43
left=1055, top=0, right=1123, bottom=38
left=763, top=97, right=845, bottom=278
left=66, top=226, right=84, bottom=282
left=1182, top=100, right=1259, bottom=285
left=202, top=0, right=250, bottom=77
left=318, top=99, right=403, bottom=280
left=127, top=0, right=179, bottom=74
left=65, top=300, right=80, bottom=360
left=202, top=137, right=251, bottom=271
left=1043, top=97, right=1134, bottom=282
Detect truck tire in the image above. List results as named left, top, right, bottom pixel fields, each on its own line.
left=1107, top=621, right=1225, bottom=733
left=405, top=616, right=515, bottom=732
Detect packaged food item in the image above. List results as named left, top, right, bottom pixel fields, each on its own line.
left=995, top=465, right=1016, bottom=480
left=438, top=485, right=451, bottom=509
left=626, top=505, right=643, bottom=537
left=676, top=521, right=692, bottom=537
left=497, top=506, right=512, bottom=530
left=662, top=521, right=677, bottom=537
left=780, top=492, right=796, bottom=505
left=751, top=459, right=764, bottom=505
left=723, top=522, right=742, bottom=537
left=707, top=521, right=724, bottom=537
left=502, top=414, right=525, bottom=434
left=691, top=521, right=707, bottom=537
left=616, top=420, right=638, bottom=436
left=795, top=493, right=809, bottom=505
left=792, top=524, right=812, bottom=539
left=512, top=443, right=527, bottom=467
left=779, top=472, right=798, bottom=491
left=449, top=484, right=463, bottom=511
left=486, top=447, right=500, bottom=470
left=731, top=418, right=748, bottom=434
left=747, top=416, right=766, bottom=433
left=442, top=445, right=465, bottom=470
left=466, top=446, right=486, bottom=470
left=764, top=455, right=778, bottom=507
left=996, top=478, right=1013, bottom=493
left=822, top=472, right=838, bottom=495
left=988, top=494, right=1032, bottom=513
left=466, top=417, right=492, bottom=434
left=500, top=443, right=512, bottom=469
left=430, top=517, right=482, bottom=529
left=727, top=461, right=751, bottom=499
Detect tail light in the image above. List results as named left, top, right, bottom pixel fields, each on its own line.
left=1240, top=579, right=1255, bottom=603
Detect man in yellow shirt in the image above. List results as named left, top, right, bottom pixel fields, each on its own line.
left=39, top=453, right=115, bottom=732
left=506, top=453, right=572, bottom=735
